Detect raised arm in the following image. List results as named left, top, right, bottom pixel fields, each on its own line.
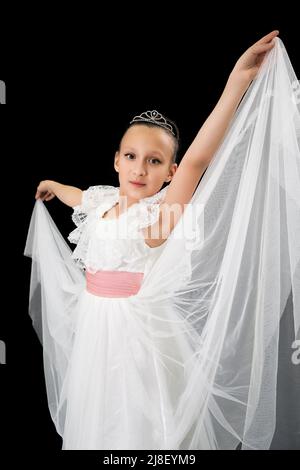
left=182, top=30, right=279, bottom=167
left=144, top=30, right=279, bottom=248
left=35, top=180, right=83, bottom=208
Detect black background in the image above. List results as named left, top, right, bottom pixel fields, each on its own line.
left=1, top=5, right=299, bottom=456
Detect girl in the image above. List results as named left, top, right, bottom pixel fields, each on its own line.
left=25, top=31, right=300, bottom=449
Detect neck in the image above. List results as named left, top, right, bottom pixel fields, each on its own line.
left=118, top=189, right=140, bottom=213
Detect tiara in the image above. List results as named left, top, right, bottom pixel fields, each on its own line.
left=130, top=110, right=175, bottom=136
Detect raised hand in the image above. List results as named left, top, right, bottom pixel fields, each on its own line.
left=231, top=30, right=279, bottom=85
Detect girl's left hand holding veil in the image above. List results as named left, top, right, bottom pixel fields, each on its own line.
left=229, top=30, right=279, bottom=86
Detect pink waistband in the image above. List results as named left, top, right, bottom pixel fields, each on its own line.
left=86, top=270, right=144, bottom=298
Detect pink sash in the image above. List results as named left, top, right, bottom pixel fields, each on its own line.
left=86, top=270, right=144, bottom=298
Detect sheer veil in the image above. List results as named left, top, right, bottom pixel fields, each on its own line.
left=24, top=38, right=300, bottom=449
left=135, top=37, right=300, bottom=449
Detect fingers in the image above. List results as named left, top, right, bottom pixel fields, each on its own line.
left=256, top=30, right=279, bottom=45
left=41, top=191, right=50, bottom=201
left=35, top=185, right=43, bottom=200
left=45, top=193, right=55, bottom=202
left=35, top=190, right=50, bottom=201
left=252, top=40, right=276, bottom=54
left=43, top=192, right=55, bottom=201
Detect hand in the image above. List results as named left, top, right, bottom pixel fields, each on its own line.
left=35, top=180, right=56, bottom=202
left=230, top=30, right=279, bottom=85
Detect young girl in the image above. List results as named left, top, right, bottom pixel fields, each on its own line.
left=25, top=31, right=300, bottom=450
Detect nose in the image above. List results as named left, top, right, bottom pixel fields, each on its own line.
left=133, top=162, right=147, bottom=177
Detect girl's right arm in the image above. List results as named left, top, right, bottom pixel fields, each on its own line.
left=35, top=180, right=83, bottom=208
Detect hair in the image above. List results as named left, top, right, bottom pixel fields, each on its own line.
left=119, top=114, right=180, bottom=165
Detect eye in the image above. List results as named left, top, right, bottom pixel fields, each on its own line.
left=124, top=154, right=161, bottom=165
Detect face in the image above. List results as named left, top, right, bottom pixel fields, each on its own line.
left=114, top=125, right=177, bottom=204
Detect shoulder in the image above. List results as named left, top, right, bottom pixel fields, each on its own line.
left=83, top=185, right=119, bottom=199
left=81, top=185, right=119, bottom=211
left=69, top=185, right=119, bottom=239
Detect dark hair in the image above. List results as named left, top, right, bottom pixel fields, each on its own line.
left=120, top=114, right=180, bottom=164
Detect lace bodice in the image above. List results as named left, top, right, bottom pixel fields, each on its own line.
left=68, top=184, right=168, bottom=274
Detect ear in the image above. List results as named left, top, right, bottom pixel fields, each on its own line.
left=114, top=151, right=120, bottom=173
left=165, top=163, right=177, bottom=182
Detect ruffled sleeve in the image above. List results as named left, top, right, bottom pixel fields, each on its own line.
left=137, top=185, right=168, bottom=231
left=68, top=185, right=119, bottom=245
left=80, top=185, right=118, bottom=214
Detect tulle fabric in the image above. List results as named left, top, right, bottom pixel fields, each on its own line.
left=61, top=290, right=194, bottom=449
left=24, top=37, right=300, bottom=450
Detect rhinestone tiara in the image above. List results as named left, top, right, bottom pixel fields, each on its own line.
left=130, top=110, right=176, bottom=136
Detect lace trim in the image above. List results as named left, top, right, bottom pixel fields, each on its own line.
left=82, top=185, right=119, bottom=213
left=68, top=184, right=169, bottom=245
left=68, top=185, right=119, bottom=244
left=137, top=185, right=168, bottom=230
left=71, top=206, right=88, bottom=228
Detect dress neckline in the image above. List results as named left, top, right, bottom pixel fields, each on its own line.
left=100, top=201, right=138, bottom=222
left=99, top=186, right=168, bottom=223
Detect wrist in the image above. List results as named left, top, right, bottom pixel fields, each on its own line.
left=47, top=180, right=58, bottom=193
left=227, top=71, right=251, bottom=95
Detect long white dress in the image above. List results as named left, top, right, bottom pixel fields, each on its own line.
left=63, top=184, right=194, bottom=450
left=25, top=184, right=196, bottom=450
left=24, top=38, right=300, bottom=450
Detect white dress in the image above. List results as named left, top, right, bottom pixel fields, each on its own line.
left=62, top=185, right=192, bottom=450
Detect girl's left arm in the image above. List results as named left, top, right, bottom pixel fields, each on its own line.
left=181, top=30, right=279, bottom=169
left=144, top=31, right=279, bottom=247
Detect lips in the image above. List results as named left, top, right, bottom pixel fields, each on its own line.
left=130, top=181, right=146, bottom=186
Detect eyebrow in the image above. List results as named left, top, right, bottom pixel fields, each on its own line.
left=123, top=147, right=165, bottom=159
